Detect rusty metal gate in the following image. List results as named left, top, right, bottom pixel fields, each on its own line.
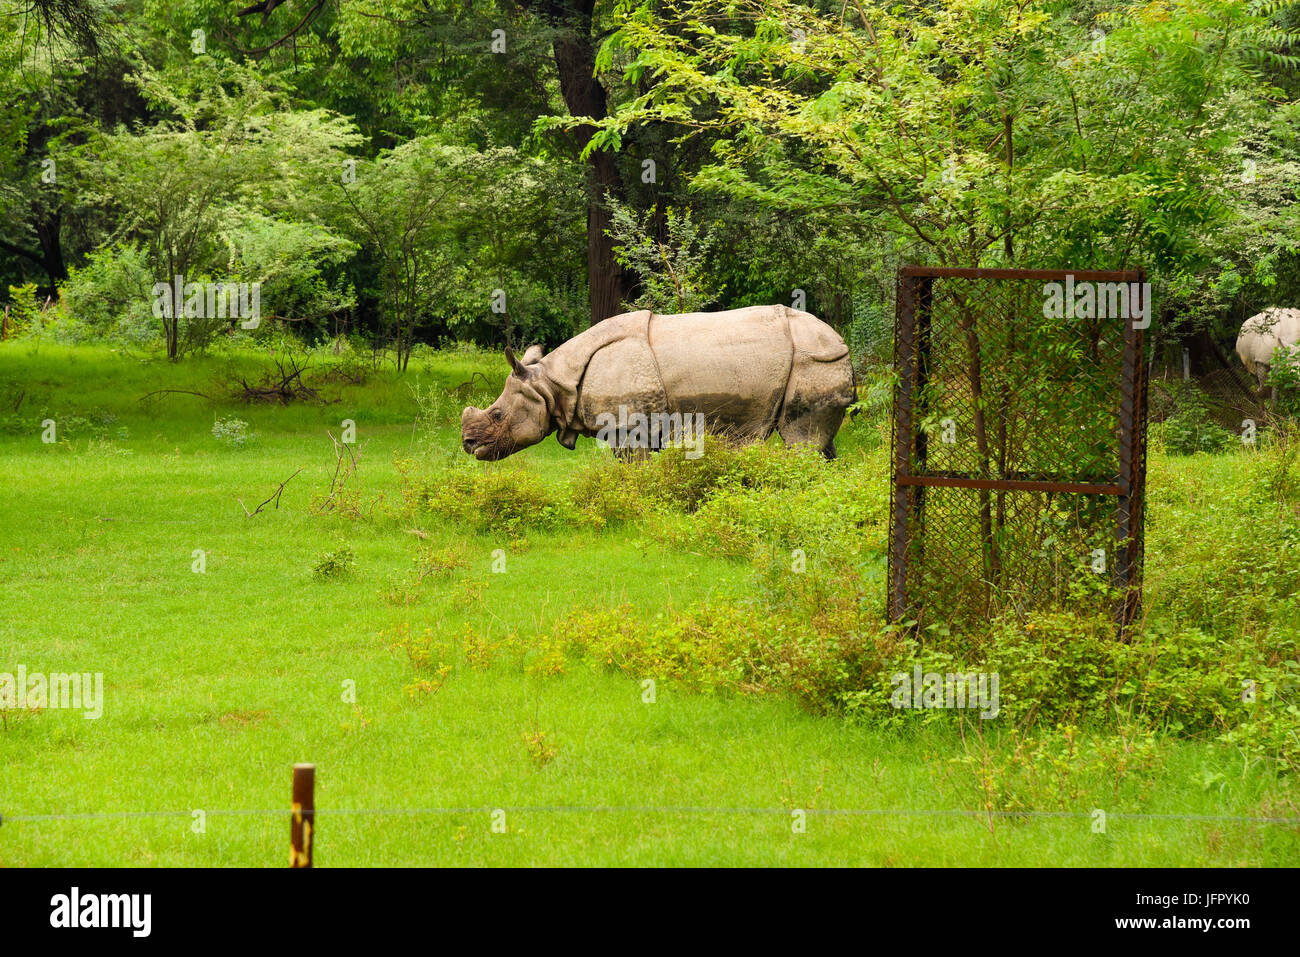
left=888, top=267, right=1149, bottom=630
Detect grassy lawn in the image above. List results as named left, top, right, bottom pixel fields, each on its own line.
left=0, top=343, right=1297, bottom=866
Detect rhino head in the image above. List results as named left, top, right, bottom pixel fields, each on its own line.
left=460, top=345, right=554, bottom=461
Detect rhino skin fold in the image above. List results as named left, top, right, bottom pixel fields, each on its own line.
left=460, top=304, right=857, bottom=461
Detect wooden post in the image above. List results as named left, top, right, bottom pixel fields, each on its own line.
left=291, top=763, right=315, bottom=868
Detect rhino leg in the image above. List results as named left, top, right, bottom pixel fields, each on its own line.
left=1257, top=362, right=1274, bottom=408
left=777, top=353, right=855, bottom=459
left=777, top=405, right=846, bottom=459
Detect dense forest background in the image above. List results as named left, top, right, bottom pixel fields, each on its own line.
left=3, top=0, right=1300, bottom=372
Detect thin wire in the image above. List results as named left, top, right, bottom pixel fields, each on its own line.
left=3, top=807, right=1296, bottom=824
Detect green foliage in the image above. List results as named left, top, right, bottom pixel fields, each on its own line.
left=1153, top=382, right=1235, bottom=455
left=607, top=199, right=723, bottom=313
left=1268, top=344, right=1300, bottom=416
left=3, top=282, right=40, bottom=338
left=594, top=0, right=1298, bottom=327
left=333, top=142, right=583, bottom=367
left=75, top=64, right=363, bottom=358
left=58, top=245, right=156, bottom=346
left=312, top=543, right=356, bottom=581
left=211, top=416, right=254, bottom=449
left=563, top=454, right=652, bottom=529
left=399, top=457, right=560, bottom=534
left=216, top=212, right=357, bottom=335
left=846, top=297, right=893, bottom=367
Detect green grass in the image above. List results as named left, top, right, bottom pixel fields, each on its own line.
left=0, top=343, right=1297, bottom=866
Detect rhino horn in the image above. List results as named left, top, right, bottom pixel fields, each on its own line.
left=505, top=346, right=526, bottom=377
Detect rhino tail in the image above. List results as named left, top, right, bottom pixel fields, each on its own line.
left=785, top=306, right=850, bottom=362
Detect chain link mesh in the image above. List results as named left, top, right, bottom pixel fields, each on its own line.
left=888, top=269, right=1148, bottom=630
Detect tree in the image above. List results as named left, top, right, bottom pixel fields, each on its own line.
left=606, top=198, right=722, bottom=313
left=78, top=63, right=359, bottom=357
left=588, top=0, right=1300, bottom=584
left=594, top=0, right=1293, bottom=274
left=505, top=0, right=640, bottom=326
left=332, top=139, right=488, bottom=371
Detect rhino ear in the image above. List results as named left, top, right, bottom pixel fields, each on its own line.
left=521, top=344, right=545, bottom=365
left=505, top=346, right=526, bottom=377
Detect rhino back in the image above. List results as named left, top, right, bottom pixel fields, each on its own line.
left=649, top=306, right=793, bottom=430
left=1238, top=308, right=1300, bottom=368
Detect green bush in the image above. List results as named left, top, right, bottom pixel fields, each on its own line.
left=1268, top=344, right=1300, bottom=418
left=400, top=458, right=559, bottom=533
left=564, top=454, right=651, bottom=529
left=847, top=295, right=893, bottom=366
left=3, top=283, right=41, bottom=339
left=1153, top=382, right=1234, bottom=455
left=59, top=245, right=157, bottom=346
left=312, top=544, right=356, bottom=581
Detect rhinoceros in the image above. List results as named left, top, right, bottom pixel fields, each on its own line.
left=460, top=305, right=856, bottom=461
left=1236, top=307, right=1300, bottom=401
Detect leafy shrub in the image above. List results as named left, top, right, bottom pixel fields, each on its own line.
left=846, top=296, right=893, bottom=366
left=564, top=454, right=650, bottom=529
left=312, top=544, right=356, bottom=581
left=58, top=245, right=156, bottom=346
left=635, top=437, right=830, bottom=511
left=211, top=417, right=254, bottom=448
left=399, top=458, right=559, bottom=533
left=670, top=463, right=879, bottom=559
left=414, top=542, right=469, bottom=579
left=218, top=211, right=357, bottom=337
left=1153, top=383, right=1233, bottom=455
left=3, top=283, right=41, bottom=339
left=606, top=199, right=722, bottom=313
left=1268, top=344, right=1300, bottom=417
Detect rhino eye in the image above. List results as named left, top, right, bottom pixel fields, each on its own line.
left=490, top=409, right=503, bottom=421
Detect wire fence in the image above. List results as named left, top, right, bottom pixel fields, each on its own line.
left=5, top=807, right=1296, bottom=824
left=889, top=267, right=1149, bottom=630
left=5, top=765, right=1295, bottom=868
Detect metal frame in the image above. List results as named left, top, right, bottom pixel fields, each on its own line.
left=888, top=266, right=1149, bottom=631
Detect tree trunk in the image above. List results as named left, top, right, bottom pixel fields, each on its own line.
left=536, top=0, right=628, bottom=325
left=0, top=209, right=67, bottom=300
left=584, top=145, right=623, bottom=324
left=34, top=211, right=67, bottom=299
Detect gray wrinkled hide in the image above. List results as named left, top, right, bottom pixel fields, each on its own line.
left=1236, top=307, right=1300, bottom=399
left=461, top=305, right=856, bottom=461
